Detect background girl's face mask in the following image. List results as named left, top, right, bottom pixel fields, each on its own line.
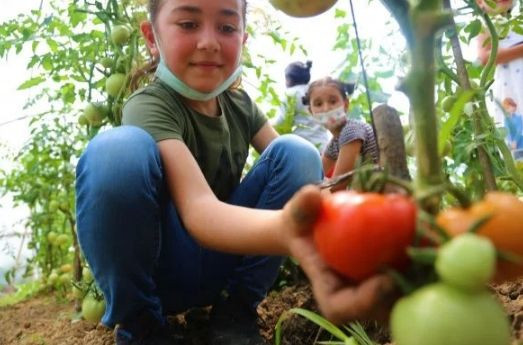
left=315, top=106, right=347, bottom=131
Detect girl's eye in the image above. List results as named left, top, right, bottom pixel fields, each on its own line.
left=178, top=21, right=198, bottom=30
left=220, top=24, right=238, bottom=33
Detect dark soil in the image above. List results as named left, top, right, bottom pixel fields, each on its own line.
left=0, top=279, right=522, bottom=345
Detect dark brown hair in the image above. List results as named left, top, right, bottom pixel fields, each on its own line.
left=130, top=0, right=248, bottom=91
left=302, top=76, right=355, bottom=106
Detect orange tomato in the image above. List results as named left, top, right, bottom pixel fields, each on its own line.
left=436, top=192, right=523, bottom=283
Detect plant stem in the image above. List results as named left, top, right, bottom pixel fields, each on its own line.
left=406, top=8, right=452, bottom=212
left=443, top=0, right=497, bottom=192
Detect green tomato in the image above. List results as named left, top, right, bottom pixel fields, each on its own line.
left=82, top=296, right=106, bottom=323
left=55, top=234, right=69, bottom=246
left=391, top=283, right=511, bottom=345
left=83, top=266, right=94, bottom=282
left=441, top=95, right=457, bottom=112
left=59, top=273, right=72, bottom=285
left=269, top=0, right=338, bottom=17
left=47, top=231, right=58, bottom=244
left=436, top=233, right=496, bottom=291
left=105, top=73, right=127, bottom=98
left=60, top=263, right=73, bottom=273
left=48, top=272, right=59, bottom=285
left=111, top=25, right=131, bottom=45
left=71, top=285, right=84, bottom=299
left=83, top=103, right=107, bottom=126
left=100, top=57, right=113, bottom=69
left=78, top=114, right=89, bottom=126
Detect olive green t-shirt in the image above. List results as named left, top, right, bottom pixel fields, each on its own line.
left=122, top=80, right=267, bottom=201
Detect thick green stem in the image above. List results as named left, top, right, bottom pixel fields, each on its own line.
left=406, top=9, right=452, bottom=212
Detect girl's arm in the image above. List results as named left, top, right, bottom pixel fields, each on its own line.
left=159, top=139, right=397, bottom=324
left=478, top=31, right=523, bottom=65
left=329, top=141, right=363, bottom=192
left=322, top=155, right=336, bottom=178
left=158, top=138, right=287, bottom=255
left=251, top=121, right=279, bottom=153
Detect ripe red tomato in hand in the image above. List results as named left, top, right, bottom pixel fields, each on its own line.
left=313, top=191, right=417, bottom=282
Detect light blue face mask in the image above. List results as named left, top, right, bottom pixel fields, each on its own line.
left=155, top=59, right=242, bottom=101
left=152, top=28, right=243, bottom=102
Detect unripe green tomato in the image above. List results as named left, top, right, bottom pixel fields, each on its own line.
left=436, top=233, right=496, bottom=291
left=115, top=56, right=129, bottom=73
left=82, top=296, right=106, bottom=323
left=83, top=103, right=106, bottom=126
left=60, top=263, right=73, bottom=273
left=391, top=283, right=511, bottom=345
left=78, top=114, right=89, bottom=126
left=441, top=95, right=457, bottom=112
left=71, top=285, right=83, bottom=299
left=100, top=57, right=113, bottom=69
left=269, top=0, right=338, bottom=17
left=55, top=234, right=69, bottom=246
left=47, top=231, right=58, bottom=244
left=48, top=272, right=59, bottom=285
left=111, top=25, right=131, bottom=45
left=83, top=267, right=94, bottom=282
left=59, top=273, right=72, bottom=285
left=105, top=73, right=127, bottom=98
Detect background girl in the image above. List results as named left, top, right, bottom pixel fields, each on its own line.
left=305, top=77, right=378, bottom=185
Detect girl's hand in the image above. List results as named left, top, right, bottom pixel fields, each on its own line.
left=282, top=185, right=398, bottom=324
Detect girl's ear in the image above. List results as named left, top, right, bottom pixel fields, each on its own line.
left=141, top=21, right=159, bottom=58
left=242, top=32, right=249, bottom=45
left=344, top=98, right=350, bottom=112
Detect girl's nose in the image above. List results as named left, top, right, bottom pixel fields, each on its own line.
left=196, top=26, right=220, bottom=52
left=319, top=105, right=331, bottom=113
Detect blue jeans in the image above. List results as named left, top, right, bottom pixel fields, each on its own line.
left=76, top=126, right=322, bottom=328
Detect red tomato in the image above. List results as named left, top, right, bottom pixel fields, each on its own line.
left=313, top=191, right=417, bottom=281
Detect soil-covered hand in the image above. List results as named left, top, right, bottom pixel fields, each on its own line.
left=283, top=185, right=398, bottom=324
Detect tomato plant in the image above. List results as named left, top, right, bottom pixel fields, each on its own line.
left=313, top=191, right=417, bottom=281
left=437, top=192, right=523, bottom=282
left=391, top=283, right=511, bottom=345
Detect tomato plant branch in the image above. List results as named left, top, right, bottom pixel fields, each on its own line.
left=405, top=5, right=453, bottom=212
left=476, top=7, right=523, bottom=190
left=435, top=36, right=460, bottom=84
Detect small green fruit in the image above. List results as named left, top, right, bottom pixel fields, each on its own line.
left=441, top=96, right=457, bottom=112
left=78, top=114, right=89, bottom=126
left=55, top=234, right=69, bottom=246
left=47, top=231, right=58, bottom=244
left=83, top=103, right=107, bottom=126
left=111, top=25, right=131, bottom=45
left=100, top=57, right=113, bottom=69
left=269, top=0, right=337, bottom=17
left=105, top=73, right=127, bottom=98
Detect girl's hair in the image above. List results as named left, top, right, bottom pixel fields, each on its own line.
left=285, top=60, right=313, bottom=87
left=302, top=76, right=355, bottom=105
left=130, top=0, right=248, bottom=92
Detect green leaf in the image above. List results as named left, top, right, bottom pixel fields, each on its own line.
left=438, top=90, right=474, bottom=156
left=17, top=76, right=46, bottom=90
left=464, top=19, right=482, bottom=42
